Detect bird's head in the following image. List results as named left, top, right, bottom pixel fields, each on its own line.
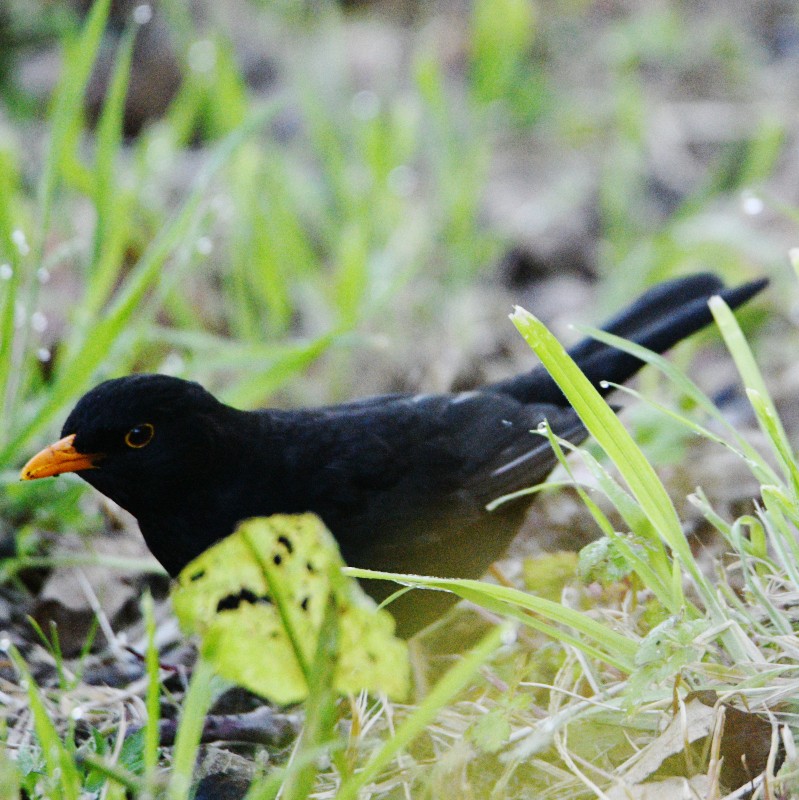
left=20, top=374, right=232, bottom=514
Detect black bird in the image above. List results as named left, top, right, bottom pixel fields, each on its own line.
left=21, top=274, right=766, bottom=636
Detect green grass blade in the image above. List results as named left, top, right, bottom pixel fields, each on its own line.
left=279, top=598, right=340, bottom=800
left=709, top=296, right=799, bottom=498
left=9, top=646, right=82, bottom=800
left=575, top=324, right=781, bottom=486
left=92, top=23, right=134, bottom=251
left=36, top=0, right=111, bottom=252
left=572, top=450, right=676, bottom=605
left=76, top=752, right=142, bottom=795
left=496, top=426, right=674, bottom=607
left=142, top=591, right=161, bottom=792
left=1, top=0, right=113, bottom=441
left=0, top=152, right=23, bottom=442
left=166, top=659, right=216, bottom=800
left=509, top=306, right=692, bottom=612
left=222, top=332, right=339, bottom=407
left=334, top=623, right=509, bottom=800
left=84, top=18, right=136, bottom=317
left=345, top=568, right=638, bottom=669
left=760, top=486, right=799, bottom=586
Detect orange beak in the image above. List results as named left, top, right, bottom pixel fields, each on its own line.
left=20, top=434, right=101, bottom=480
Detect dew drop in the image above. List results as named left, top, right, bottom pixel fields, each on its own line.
left=11, top=229, right=29, bottom=256
left=132, top=3, right=152, bottom=24
left=161, top=353, right=185, bottom=375
left=500, top=625, right=517, bottom=646
left=31, top=311, right=47, bottom=332
left=741, top=192, right=764, bottom=216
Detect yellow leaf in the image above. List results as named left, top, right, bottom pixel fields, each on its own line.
left=172, top=514, right=409, bottom=704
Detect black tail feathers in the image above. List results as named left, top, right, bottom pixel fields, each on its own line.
left=493, top=273, right=768, bottom=406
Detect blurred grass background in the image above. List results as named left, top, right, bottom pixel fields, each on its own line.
left=0, top=1, right=797, bottom=795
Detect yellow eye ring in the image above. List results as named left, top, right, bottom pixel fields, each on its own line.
left=125, top=423, right=154, bottom=449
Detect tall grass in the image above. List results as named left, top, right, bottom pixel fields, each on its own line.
left=0, top=1, right=790, bottom=798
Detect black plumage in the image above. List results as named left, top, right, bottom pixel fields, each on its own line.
left=21, top=274, right=766, bottom=636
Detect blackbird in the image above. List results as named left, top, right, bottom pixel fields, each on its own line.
left=21, top=274, right=766, bottom=636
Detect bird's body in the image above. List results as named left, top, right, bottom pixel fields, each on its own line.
left=21, top=274, right=766, bottom=636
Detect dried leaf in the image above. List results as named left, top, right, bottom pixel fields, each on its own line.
left=607, top=774, right=711, bottom=799
left=619, top=698, right=716, bottom=785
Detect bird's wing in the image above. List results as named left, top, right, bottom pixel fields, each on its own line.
left=292, top=389, right=587, bottom=511
left=433, top=390, right=588, bottom=505
left=275, top=390, right=587, bottom=579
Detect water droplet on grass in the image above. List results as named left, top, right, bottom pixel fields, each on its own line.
left=741, top=192, right=764, bottom=216
left=11, top=229, right=29, bottom=256
left=133, top=3, right=152, bottom=24
left=31, top=311, right=47, bottom=332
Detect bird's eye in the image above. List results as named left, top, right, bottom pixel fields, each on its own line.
left=124, top=424, right=154, bottom=449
